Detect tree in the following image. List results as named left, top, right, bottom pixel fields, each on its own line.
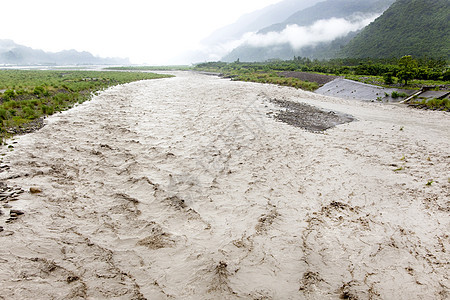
left=397, top=55, right=418, bottom=85
left=383, top=72, right=395, bottom=84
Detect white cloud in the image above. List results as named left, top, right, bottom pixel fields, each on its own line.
left=201, top=13, right=380, bottom=59
left=0, top=0, right=284, bottom=64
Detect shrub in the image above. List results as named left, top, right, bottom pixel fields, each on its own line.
left=0, top=108, right=8, bottom=120
left=391, top=91, right=408, bottom=98
left=2, top=100, right=19, bottom=109
left=16, top=89, right=26, bottom=95
left=383, top=72, right=395, bottom=84
left=3, top=89, right=15, bottom=100
left=53, top=93, right=70, bottom=105
left=443, top=69, right=450, bottom=81
left=22, top=106, right=37, bottom=119
left=33, top=86, right=45, bottom=96
left=41, top=105, right=54, bottom=115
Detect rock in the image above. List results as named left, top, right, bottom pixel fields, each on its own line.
left=10, top=209, right=24, bottom=215
left=66, top=276, right=80, bottom=283
left=0, top=230, right=14, bottom=236
left=30, top=187, right=42, bottom=194
left=0, top=192, right=14, bottom=198
left=3, top=204, right=12, bottom=208
left=0, top=226, right=3, bottom=232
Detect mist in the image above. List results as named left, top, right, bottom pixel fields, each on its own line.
left=193, top=13, right=381, bottom=61
left=245, top=14, right=379, bottom=49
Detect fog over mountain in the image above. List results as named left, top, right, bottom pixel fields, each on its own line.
left=202, top=0, right=325, bottom=46
left=0, top=39, right=129, bottom=65
left=4, top=0, right=444, bottom=65
left=179, top=0, right=325, bottom=63
left=222, top=0, right=395, bottom=62
left=237, top=14, right=378, bottom=50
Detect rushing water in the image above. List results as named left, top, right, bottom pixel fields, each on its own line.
left=0, top=72, right=449, bottom=299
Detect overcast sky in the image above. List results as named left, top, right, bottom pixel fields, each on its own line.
left=1, top=0, right=283, bottom=64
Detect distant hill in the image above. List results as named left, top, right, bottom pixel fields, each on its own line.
left=222, top=0, right=394, bottom=62
left=179, top=0, right=325, bottom=62
left=202, top=0, right=325, bottom=46
left=0, top=40, right=129, bottom=65
left=340, top=0, right=450, bottom=59
left=259, top=0, right=394, bottom=33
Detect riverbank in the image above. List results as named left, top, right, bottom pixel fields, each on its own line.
left=279, top=71, right=449, bottom=107
left=0, top=72, right=448, bottom=299
left=0, top=69, right=173, bottom=140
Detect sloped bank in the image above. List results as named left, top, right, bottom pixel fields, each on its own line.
left=315, top=78, right=450, bottom=109
left=315, top=77, right=413, bottom=102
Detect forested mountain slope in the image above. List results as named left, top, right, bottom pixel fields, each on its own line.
left=222, top=0, right=394, bottom=62
left=340, top=0, right=450, bottom=59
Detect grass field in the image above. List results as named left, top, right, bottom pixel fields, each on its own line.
left=194, top=61, right=449, bottom=110
left=105, top=66, right=190, bottom=71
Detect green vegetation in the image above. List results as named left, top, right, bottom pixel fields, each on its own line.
left=391, top=91, right=408, bottom=98
left=195, top=55, right=448, bottom=89
left=195, top=61, right=320, bottom=91
left=410, top=98, right=450, bottom=111
left=105, top=66, right=190, bottom=71
left=398, top=55, right=418, bottom=85
left=195, top=55, right=449, bottom=110
left=0, top=70, right=172, bottom=139
left=224, top=0, right=395, bottom=62
left=341, top=0, right=450, bottom=59
left=233, top=72, right=318, bottom=91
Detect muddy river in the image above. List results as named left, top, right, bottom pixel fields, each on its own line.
left=0, top=72, right=448, bottom=299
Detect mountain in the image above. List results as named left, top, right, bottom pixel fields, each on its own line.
left=340, top=0, right=450, bottom=59
left=179, top=0, right=325, bottom=62
left=202, top=0, right=325, bottom=46
left=0, top=40, right=129, bottom=65
left=259, top=0, right=395, bottom=33
left=222, top=0, right=395, bottom=62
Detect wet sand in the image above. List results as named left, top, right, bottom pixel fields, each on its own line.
left=0, top=71, right=449, bottom=299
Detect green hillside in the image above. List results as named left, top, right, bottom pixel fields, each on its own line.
left=341, top=0, right=450, bottom=59
left=259, top=0, right=394, bottom=33
left=223, top=0, right=394, bottom=62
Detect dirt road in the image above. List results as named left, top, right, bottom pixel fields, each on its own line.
left=0, top=72, right=448, bottom=299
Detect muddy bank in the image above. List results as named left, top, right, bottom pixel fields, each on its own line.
left=4, top=117, right=45, bottom=135
left=269, top=98, right=354, bottom=132
left=0, top=72, right=449, bottom=299
left=279, top=71, right=337, bottom=85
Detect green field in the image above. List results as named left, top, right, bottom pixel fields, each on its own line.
left=0, top=70, right=172, bottom=139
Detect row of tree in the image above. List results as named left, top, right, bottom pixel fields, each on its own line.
left=195, top=56, right=449, bottom=84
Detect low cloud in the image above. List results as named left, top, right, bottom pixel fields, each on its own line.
left=243, top=14, right=380, bottom=49
left=185, top=14, right=380, bottom=63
